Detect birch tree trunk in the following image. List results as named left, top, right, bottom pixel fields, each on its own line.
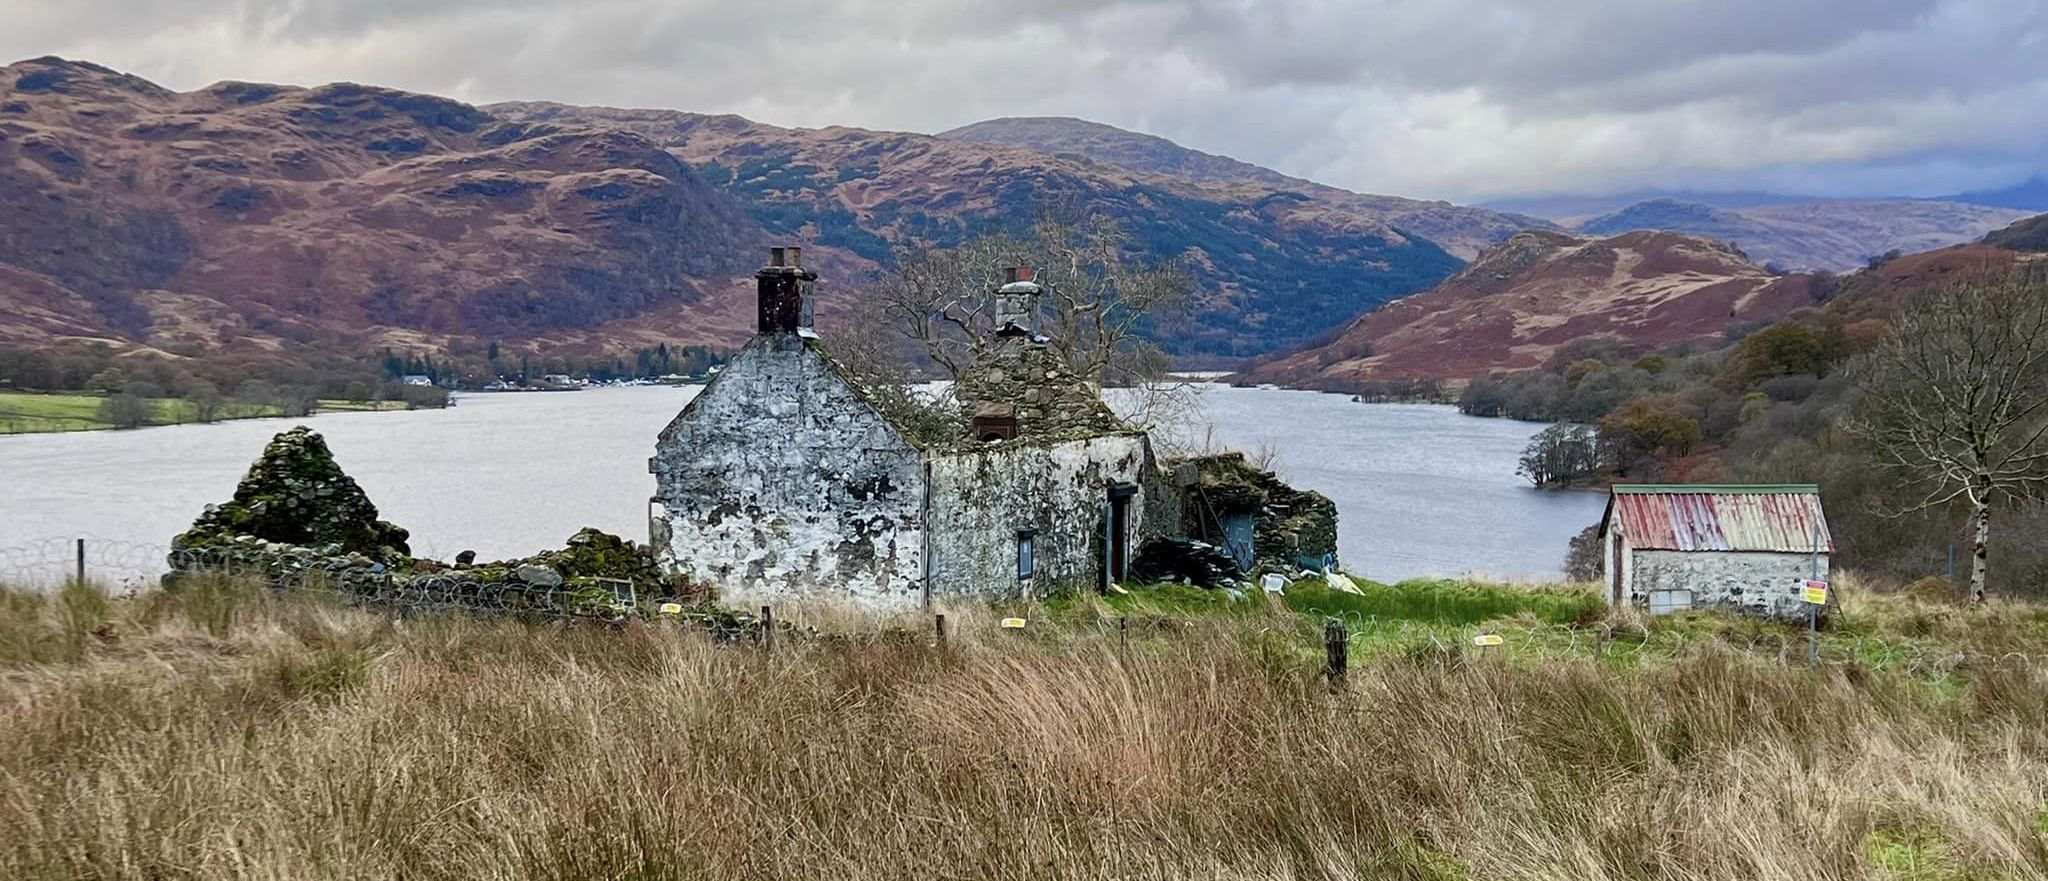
left=1970, top=498, right=1991, bottom=604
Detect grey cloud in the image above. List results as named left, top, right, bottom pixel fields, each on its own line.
left=0, top=0, right=2043, bottom=201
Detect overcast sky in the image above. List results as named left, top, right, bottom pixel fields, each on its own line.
left=6, top=0, right=2046, bottom=202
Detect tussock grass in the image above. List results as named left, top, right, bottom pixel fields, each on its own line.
left=1, top=575, right=2045, bottom=880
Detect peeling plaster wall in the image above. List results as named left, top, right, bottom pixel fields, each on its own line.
left=1627, top=549, right=1828, bottom=620
left=925, top=434, right=1151, bottom=599
left=649, top=334, right=928, bottom=611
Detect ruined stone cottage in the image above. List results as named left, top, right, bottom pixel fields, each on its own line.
left=649, top=250, right=1166, bottom=610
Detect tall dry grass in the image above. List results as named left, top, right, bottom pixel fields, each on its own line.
left=1, top=577, right=2044, bottom=881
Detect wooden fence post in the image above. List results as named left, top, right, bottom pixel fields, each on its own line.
left=75, top=538, right=85, bottom=585
left=1323, top=617, right=1348, bottom=687
left=934, top=613, right=947, bottom=650
left=1119, top=616, right=1129, bottom=665
left=760, top=605, right=774, bottom=652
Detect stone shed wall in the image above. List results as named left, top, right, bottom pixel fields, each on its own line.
left=925, top=434, right=1152, bottom=600
left=1627, top=548, right=1828, bottom=621
left=649, top=334, right=929, bottom=611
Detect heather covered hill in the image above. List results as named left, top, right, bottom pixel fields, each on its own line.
left=1238, top=229, right=1813, bottom=390
left=938, top=115, right=1550, bottom=260
left=0, top=56, right=1508, bottom=368
left=1982, top=212, right=2048, bottom=253
left=488, top=103, right=1478, bottom=358
left=0, top=56, right=771, bottom=363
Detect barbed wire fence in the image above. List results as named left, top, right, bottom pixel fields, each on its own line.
left=6, top=535, right=2042, bottom=672
left=1296, top=606, right=2047, bottom=675
left=1, top=534, right=760, bottom=636
left=0, top=536, right=171, bottom=591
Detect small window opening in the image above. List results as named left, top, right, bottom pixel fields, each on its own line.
left=1017, top=530, right=1037, bottom=581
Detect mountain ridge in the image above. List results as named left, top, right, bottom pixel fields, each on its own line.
left=0, top=57, right=1508, bottom=368
left=1576, top=197, right=2028, bottom=271
left=1235, top=228, right=1818, bottom=390
left=936, top=115, right=1552, bottom=260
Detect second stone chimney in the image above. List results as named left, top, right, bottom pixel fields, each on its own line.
left=756, top=246, right=817, bottom=336
left=993, top=265, right=1040, bottom=337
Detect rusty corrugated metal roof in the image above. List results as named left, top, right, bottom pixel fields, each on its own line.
left=1607, top=485, right=1832, bottom=553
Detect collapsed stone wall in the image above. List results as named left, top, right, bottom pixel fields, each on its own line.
left=174, top=425, right=411, bottom=561
left=171, top=427, right=690, bottom=618
left=1175, top=452, right=1339, bottom=574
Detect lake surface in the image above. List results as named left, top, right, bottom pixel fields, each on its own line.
left=0, top=385, right=1606, bottom=588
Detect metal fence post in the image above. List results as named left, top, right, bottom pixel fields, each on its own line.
left=75, top=538, right=85, bottom=585
left=1323, top=617, right=1348, bottom=687
left=1119, top=616, right=1129, bottom=665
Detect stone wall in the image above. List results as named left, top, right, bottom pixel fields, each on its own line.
left=649, top=334, right=930, bottom=610
left=1176, top=452, right=1339, bottom=573
left=925, top=433, right=1152, bottom=599
left=1628, top=549, right=1829, bottom=621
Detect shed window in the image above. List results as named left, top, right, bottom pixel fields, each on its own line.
left=1017, top=530, right=1037, bottom=580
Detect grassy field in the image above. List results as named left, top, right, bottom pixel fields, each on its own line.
left=0, top=575, right=2044, bottom=880
left=0, top=391, right=409, bottom=434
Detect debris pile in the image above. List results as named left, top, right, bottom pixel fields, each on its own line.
left=1130, top=537, right=1243, bottom=587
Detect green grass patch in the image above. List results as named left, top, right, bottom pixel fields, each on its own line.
left=316, top=399, right=409, bottom=412
left=274, top=647, right=375, bottom=701
left=0, top=391, right=110, bottom=432
left=1861, top=828, right=1994, bottom=881
left=0, top=391, right=409, bottom=434
left=1285, top=578, right=1603, bottom=626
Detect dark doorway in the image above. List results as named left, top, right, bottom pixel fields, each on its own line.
left=1107, top=485, right=1136, bottom=586
left=1610, top=534, right=1624, bottom=604
left=1221, top=512, right=1255, bottom=573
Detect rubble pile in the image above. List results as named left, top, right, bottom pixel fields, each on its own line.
left=173, top=426, right=411, bottom=562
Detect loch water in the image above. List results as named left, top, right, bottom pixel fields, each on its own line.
left=0, top=384, right=1605, bottom=587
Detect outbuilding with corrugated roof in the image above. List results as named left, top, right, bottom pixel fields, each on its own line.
left=1598, top=484, right=1832, bottom=620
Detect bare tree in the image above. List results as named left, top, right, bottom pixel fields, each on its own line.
left=863, top=214, right=1200, bottom=436
left=869, top=215, right=1195, bottom=386
left=1852, top=271, right=2048, bottom=602
left=818, top=295, right=962, bottom=447
left=187, top=380, right=224, bottom=424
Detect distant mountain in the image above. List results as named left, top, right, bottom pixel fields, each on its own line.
left=1483, top=189, right=1823, bottom=222
left=1937, top=176, right=2048, bottom=212
left=1575, top=197, right=2029, bottom=271
left=0, top=56, right=766, bottom=362
left=937, top=116, right=1550, bottom=260
left=490, top=104, right=1477, bottom=358
left=1235, top=230, right=1816, bottom=390
left=0, top=57, right=1507, bottom=369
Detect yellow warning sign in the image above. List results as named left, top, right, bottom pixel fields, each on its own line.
left=1000, top=617, right=1028, bottom=629
left=1472, top=633, right=1505, bottom=647
left=657, top=602, right=683, bottom=615
left=1802, top=580, right=1829, bottom=605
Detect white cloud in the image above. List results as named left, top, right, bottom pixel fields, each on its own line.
left=2, top=0, right=2044, bottom=201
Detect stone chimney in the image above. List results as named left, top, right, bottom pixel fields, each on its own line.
left=993, top=266, right=1040, bottom=337
left=756, top=246, right=817, bottom=335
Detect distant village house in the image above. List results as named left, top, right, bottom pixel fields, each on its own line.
left=1600, top=484, right=1831, bottom=620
